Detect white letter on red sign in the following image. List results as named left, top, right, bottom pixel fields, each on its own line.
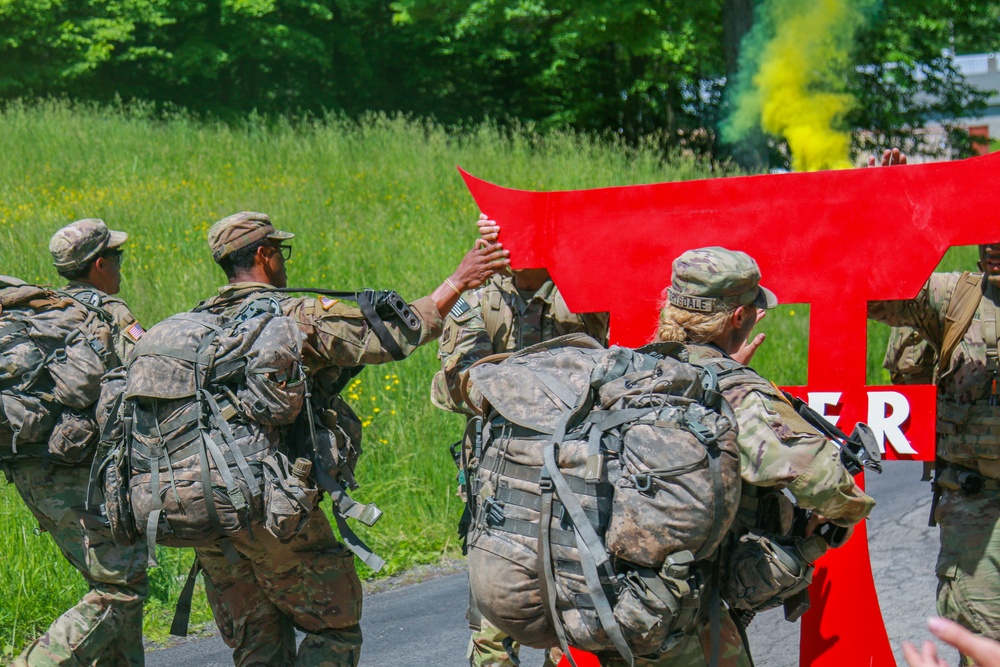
left=808, top=392, right=843, bottom=427
left=867, top=391, right=917, bottom=455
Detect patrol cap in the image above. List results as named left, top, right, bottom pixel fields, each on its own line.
left=667, top=246, right=778, bottom=313
left=208, top=211, right=294, bottom=263
left=49, top=219, right=128, bottom=272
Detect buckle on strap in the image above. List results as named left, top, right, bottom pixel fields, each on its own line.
left=482, top=496, right=506, bottom=525
left=229, top=487, right=247, bottom=511
left=630, top=472, right=654, bottom=494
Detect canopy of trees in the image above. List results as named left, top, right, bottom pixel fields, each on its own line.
left=1, top=0, right=997, bottom=167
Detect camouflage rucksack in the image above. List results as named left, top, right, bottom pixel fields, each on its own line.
left=97, top=297, right=311, bottom=561
left=0, top=275, right=116, bottom=464
left=464, top=334, right=741, bottom=665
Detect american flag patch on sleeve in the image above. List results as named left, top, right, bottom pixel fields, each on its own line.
left=126, top=322, right=145, bottom=341
left=449, top=298, right=470, bottom=319
left=320, top=296, right=339, bottom=310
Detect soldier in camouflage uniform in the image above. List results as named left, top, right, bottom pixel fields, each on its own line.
left=194, top=211, right=507, bottom=667
left=615, top=246, right=875, bottom=667
left=869, top=241, right=1000, bottom=665
left=7, top=219, right=147, bottom=666
left=431, top=243, right=610, bottom=667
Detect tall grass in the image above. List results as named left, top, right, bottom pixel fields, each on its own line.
left=0, top=102, right=723, bottom=655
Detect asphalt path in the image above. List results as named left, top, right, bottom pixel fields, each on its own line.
left=148, top=462, right=942, bottom=667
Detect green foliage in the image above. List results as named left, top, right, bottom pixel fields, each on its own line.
left=1, top=1, right=997, bottom=164
left=847, top=0, right=995, bottom=159
left=392, top=0, right=729, bottom=155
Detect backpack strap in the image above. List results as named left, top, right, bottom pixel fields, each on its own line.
left=169, top=558, right=203, bottom=637
left=541, top=396, right=635, bottom=666
left=938, top=272, right=986, bottom=377
left=300, top=396, right=386, bottom=572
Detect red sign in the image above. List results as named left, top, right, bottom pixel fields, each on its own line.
left=459, top=151, right=1000, bottom=666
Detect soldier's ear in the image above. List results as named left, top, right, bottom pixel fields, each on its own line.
left=255, top=244, right=272, bottom=268
left=732, top=305, right=750, bottom=328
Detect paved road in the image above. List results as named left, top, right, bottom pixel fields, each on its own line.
left=148, top=462, right=942, bottom=666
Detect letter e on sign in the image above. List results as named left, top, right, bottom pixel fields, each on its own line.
left=807, top=392, right=843, bottom=428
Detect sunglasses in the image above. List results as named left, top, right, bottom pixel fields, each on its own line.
left=102, top=248, right=124, bottom=266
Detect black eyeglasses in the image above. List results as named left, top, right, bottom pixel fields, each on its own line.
left=275, top=244, right=292, bottom=261
left=102, top=248, right=124, bottom=266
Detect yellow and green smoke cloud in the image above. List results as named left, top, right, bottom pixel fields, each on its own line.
left=724, top=0, right=872, bottom=171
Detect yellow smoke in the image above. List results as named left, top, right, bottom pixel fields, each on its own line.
left=730, top=0, right=866, bottom=171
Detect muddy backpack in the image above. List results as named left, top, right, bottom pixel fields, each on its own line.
left=97, top=296, right=310, bottom=563
left=0, top=276, right=116, bottom=464
left=464, top=334, right=741, bottom=666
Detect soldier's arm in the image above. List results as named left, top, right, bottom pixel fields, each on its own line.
left=868, top=273, right=959, bottom=347
left=283, top=239, right=508, bottom=368
left=288, top=296, right=445, bottom=368
left=103, top=298, right=144, bottom=364
left=432, top=295, right=494, bottom=415
left=736, top=391, right=875, bottom=527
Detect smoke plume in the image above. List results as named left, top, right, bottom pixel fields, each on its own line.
left=724, top=0, right=873, bottom=171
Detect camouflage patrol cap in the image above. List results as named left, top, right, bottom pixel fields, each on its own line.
left=208, top=211, right=295, bottom=263
left=667, top=246, right=778, bottom=313
left=49, top=219, right=128, bottom=272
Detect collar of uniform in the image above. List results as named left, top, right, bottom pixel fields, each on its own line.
left=683, top=341, right=732, bottom=363
left=495, top=274, right=557, bottom=306
left=216, top=281, right=275, bottom=298
left=64, top=280, right=108, bottom=297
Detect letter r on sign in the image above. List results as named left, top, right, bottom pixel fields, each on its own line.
left=867, top=391, right=916, bottom=455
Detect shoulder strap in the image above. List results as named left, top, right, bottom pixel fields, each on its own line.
left=482, top=286, right=509, bottom=351
left=694, top=356, right=770, bottom=394
left=938, top=272, right=986, bottom=377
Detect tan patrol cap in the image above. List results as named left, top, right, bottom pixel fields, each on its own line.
left=49, top=219, right=128, bottom=272
left=207, top=211, right=295, bottom=263
left=667, top=246, right=778, bottom=313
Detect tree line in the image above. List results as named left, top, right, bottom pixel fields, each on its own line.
left=1, top=0, right=997, bottom=168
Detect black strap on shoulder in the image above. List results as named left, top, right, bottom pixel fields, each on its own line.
left=56, top=289, right=115, bottom=324
left=355, top=290, right=406, bottom=362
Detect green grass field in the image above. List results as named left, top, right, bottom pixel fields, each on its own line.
left=0, top=101, right=978, bottom=657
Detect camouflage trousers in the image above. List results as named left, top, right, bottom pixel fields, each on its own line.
left=9, top=458, right=148, bottom=667
left=195, top=505, right=363, bottom=667
left=935, top=487, right=1000, bottom=667
left=468, top=617, right=563, bottom=667
left=599, top=606, right=750, bottom=667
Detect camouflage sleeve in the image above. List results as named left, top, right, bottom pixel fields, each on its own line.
left=734, top=390, right=874, bottom=527
left=102, top=298, right=143, bottom=364
left=868, top=273, right=961, bottom=347
left=284, top=295, right=444, bottom=370
left=431, top=293, right=494, bottom=415
left=583, top=311, right=610, bottom=346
